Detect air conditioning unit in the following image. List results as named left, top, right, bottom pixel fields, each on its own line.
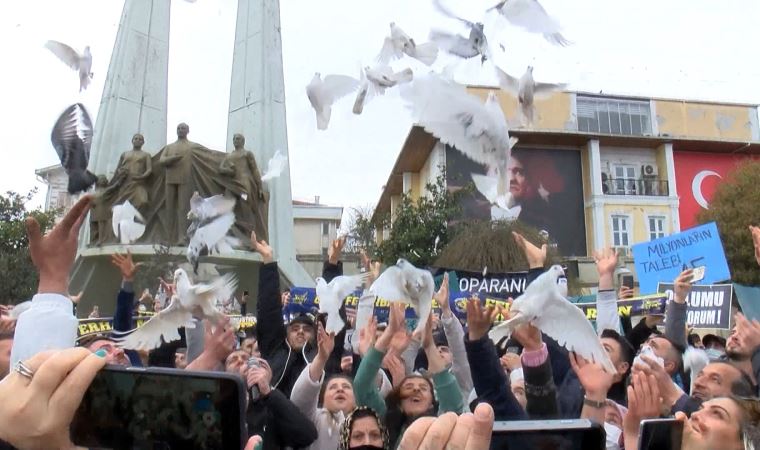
left=641, top=164, right=658, bottom=178
left=641, top=164, right=659, bottom=195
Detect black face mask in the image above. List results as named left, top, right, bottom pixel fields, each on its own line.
left=349, top=446, right=385, bottom=450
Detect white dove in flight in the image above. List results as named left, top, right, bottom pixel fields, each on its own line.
left=186, top=193, right=238, bottom=274
left=369, top=259, right=434, bottom=337
left=306, top=72, right=359, bottom=130
left=117, top=269, right=238, bottom=351
left=112, top=200, right=146, bottom=244
left=489, top=265, right=616, bottom=374
left=495, top=65, right=567, bottom=126
left=261, top=150, right=288, bottom=182
left=430, top=0, right=491, bottom=63
left=352, top=64, right=413, bottom=114
left=317, top=274, right=368, bottom=334
left=400, top=74, right=513, bottom=191
left=44, top=40, right=93, bottom=91
left=377, top=22, right=438, bottom=66
left=488, top=0, right=571, bottom=47
left=51, top=103, right=97, bottom=194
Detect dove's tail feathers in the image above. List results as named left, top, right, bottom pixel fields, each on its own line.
left=67, top=170, right=98, bottom=195
left=211, top=236, right=239, bottom=255
left=394, top=68, right=414, bottom=84
left=325, top=311, right=346, bottom=334
left=545, top=32, right=572, bottom=47
left=353, top=83, right=369, bottom=115
left=9, top=301, right=32, bottom=319
left=488, top=322, right=513, bottom=344
left=118, top=221, right=146, bottom=244
left=316, top=106, right=331, bottom=130
left=412, top=42, right=439, bottom=66
left=79, top=73, right=91, bottom=92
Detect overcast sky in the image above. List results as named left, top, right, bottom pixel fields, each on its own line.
left=1, top=0, right=758, bottom=218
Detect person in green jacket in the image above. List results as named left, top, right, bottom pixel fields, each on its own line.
left=353, top=303, right=464, bottom=448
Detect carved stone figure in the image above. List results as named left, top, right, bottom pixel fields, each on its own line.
left=219, top=133, right=268, bottom=240
left=89, top=175, right=112, bottom=245
left=158, top=123, right=207, bottom=245
left=112, top=133, right=153, bottom=211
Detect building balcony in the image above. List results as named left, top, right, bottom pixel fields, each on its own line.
left=602, top=178, right=669, bottom=196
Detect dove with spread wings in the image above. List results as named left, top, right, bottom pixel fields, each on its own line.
left=488, top=0, right=571, bottom=47
left=44, top=40, right=93, bottom=91
left=186, top=193, right=239, bottom=274
left=489, top=265, right=617, bottom=374
left=495, top=65, right=567, bottom=126
left=307, top=72, right=359, bottom=130
left=51, top=103, right=98, bottom=194
left=317, top=274, right=368, bottom=334
left=377, top=22, right=438, bottom=66
left=116, top=269, right=237, bottom=350
left=369, top=259, right=434, bottom=337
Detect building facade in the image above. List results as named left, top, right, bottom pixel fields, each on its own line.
left=373, top=87, right=760, bottom=290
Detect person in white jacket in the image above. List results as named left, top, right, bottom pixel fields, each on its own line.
left=291, top=321, right=392, bottom=450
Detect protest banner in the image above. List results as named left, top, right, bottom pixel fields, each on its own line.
left=657, top=282, right=733, bottom=329
left=76, top=314, right=257, bottom=339
left=573, top=293, right=668, bottom=321
left=632, top=222, right=731, bottom=294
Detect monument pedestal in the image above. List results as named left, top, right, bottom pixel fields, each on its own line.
left=70, top=245, right=269, bottom=318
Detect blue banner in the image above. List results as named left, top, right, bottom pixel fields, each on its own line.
left=632, top=222, right=731, bottom=294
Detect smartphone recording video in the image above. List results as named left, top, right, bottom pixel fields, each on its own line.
left=71, top=365, right=247, bottom=450
left=638, top=418, right=683, bottom=450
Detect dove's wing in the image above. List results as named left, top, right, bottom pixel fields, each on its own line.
left=533, top=81, right=568, bottom=97
left=322, top=75, right=360, bottom=103
left=44, top=40, right=81, bottom=70
left=400, top=75, right=507, bottom=168
left=534, top=297, right=617, bottom=374
left=191, top=273, right=238, bottom=308
left=117, top=297, right=194, bottom=351
left=369, top=266, right=409, bottom=303
left=330, top=274, right=368, bottom=301
left=432, top=0, right=475, bottom=28
left=471, top=173, right=499, bottom=204
left=193, top=212, right=235, bottom=247
left=494, top=66, right=520, bottom=94
left=50, top=103, right=93, bottom=168
left=197, top=195, right=236, bottom=220
left=261, top=150, right=287, bottom=182
left=499, top=0, right=561, bottom=34
left=377, top=37, right=402, bottom=65
left=429, top=30, right=480, bottom=59
left=411, top=272, right=435, bottom=335
left=113, top=201, right=145, bottom=244
left=352, top=292, right=377, bottom=353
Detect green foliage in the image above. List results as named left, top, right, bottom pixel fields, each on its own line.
left=698, top=160, right=760, bottom=286
left=345, top=206, right=378, bottom=258
left=435, top=219, right=558, bottom=273
left=376, top=174, right=470, bottom=267
left=0, top=189, right=59, bottom=303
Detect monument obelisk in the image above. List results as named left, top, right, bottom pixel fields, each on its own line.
left=227, top=0, right=312, bottom=287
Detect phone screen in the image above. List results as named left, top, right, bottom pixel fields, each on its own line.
left=638, top=419, right=683, bottom=450
left=492, top=420, right=605, bottom=450
left=71, top=366, right=247, bottom=450
left=621, top=275, right=635, bottom=289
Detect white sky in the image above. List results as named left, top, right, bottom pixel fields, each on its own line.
left=1, top=0, right=759, bottom=217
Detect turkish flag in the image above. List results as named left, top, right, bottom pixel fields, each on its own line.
left=674, top=152, right=755, bottom=229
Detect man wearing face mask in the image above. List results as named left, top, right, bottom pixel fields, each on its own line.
left=703, top=334, right=727, bottom=361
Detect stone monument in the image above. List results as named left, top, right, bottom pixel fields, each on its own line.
left=70, top=0, right=312, bottom=317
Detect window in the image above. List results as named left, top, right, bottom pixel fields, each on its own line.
left=322, top=222, right=330, bottom=236
left=613, top=165, right=637, bottom=195
left=611, top=215, right=631, bottom=247
left=577, top=96, right=652, bottom=136
left=648, top=216, right=666, bottom=240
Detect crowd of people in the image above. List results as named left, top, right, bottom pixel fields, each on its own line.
left=2, top=195, right=760, bottom=450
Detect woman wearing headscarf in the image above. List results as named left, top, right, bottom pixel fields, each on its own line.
left=338, top=406, right=389, bottom=450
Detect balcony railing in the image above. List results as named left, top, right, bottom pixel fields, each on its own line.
left=602, top=178, right=669, bottom=196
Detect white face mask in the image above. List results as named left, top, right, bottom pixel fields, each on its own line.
left=633, top=345, right=665, bottom=371
left=604, top=422, right=622, bottom=450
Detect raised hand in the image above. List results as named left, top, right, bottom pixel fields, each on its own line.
left=734, top=313, right=760, bottom=355
left=466, top=298, right=494, bottom=341
left=618, top=286, right=634, bottom=300
left=26, top=194, right=93, bottom=294
left=316, top=322, right=335, bottom=360
left=570, top=352, right=613, bottom=401
left=435, top=273, right=452, bottom=318
left=511, top=322, right=542, bottom=352
left=328, top=236, right=346, bottom=265
left=623, top=372, right=662, bottom=444
left=250, top=231, right=273, bottom=263
left=593, top=247, right=618, bottom=290
left=375, top=303, right=406, bottom=353
left=750, top=225, right=760, bottom=267
left=358, top=316, right=378, bottom=356
left=673, top=269, right=694, bottom=304
left=512, top=231, right=547, bottom=269
left=111, top=250, right=143, bottom=282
